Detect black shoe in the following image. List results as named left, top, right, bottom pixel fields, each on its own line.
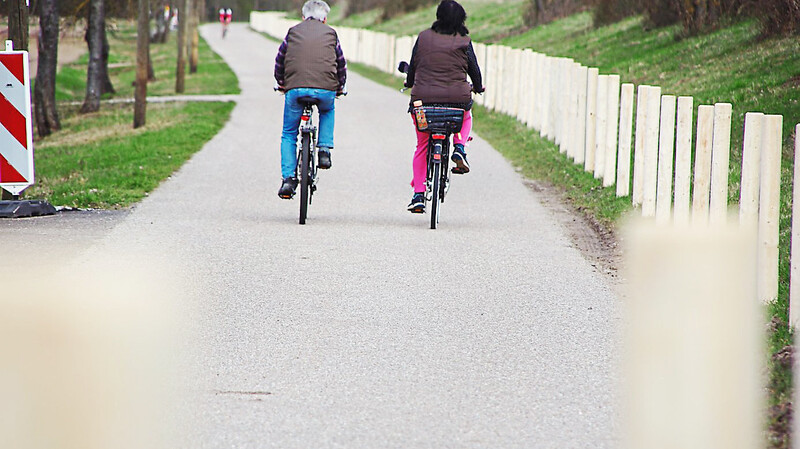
left=407, top=192, right=425, bottom=213
left=278, top=177, right=298, bottom=199
left=318, top=149, right=332, bottom=169
left=451, top=144, right=470, bottom=174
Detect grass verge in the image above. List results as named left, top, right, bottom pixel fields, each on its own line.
left=25, top=21, right=237, bottom=209
left=27, top=101, right=234, bottom=208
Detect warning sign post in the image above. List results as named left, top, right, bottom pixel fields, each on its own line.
left=0, top=40, right=55, bottom=217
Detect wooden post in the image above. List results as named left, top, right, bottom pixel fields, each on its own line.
left=486, top=45, right=498, bottom=111
left=739, top=112, right=765, bottom=231
left=709, top=103, right=733, bottom=226
left=535, top=53, right=546, bottom=133
left=567, top=63, right=580, bottom=160
left=559, top=58, right=574, bottom=152
left=549, top=57, right=560, bottom=141
left=509, top=48, right=522, bottom=118
left=673, top=97, right=694, bottom=227
left=624, top=222, right=762, bottom=449
left=594, top=75, right=609, bottom=179
left=655, top=95, right=677, bottom=225
left=519, top=49, right=532, bottom=126
left=692, top=105, right=715, bottom=226
left=604, top=74, right=621, bottom=187
left=554, top=58, right=564, bottom=147
left=791, top=124, right=800, bottom=325
left=526, top=51, right=538, bottom=129
left=632, top=85, right=649, bottom=206
left=576, top=65, right=589, bottom=165
left=616, top=83, right=635, bottom=197
left=642, top=86, right=662, bottom=218
left=584, top=68, right=599, bottom=172
left=758, top=115, right=783, bottom=303
left=540, top=56, right=551, bottom=138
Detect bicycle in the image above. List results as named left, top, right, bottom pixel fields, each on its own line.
left=276, top=88, right=345, bottom=225
left=398, top=61, right=468, bottom=229
left=412, top=105, right=465, bottom=229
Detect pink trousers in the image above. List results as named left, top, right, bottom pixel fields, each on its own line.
left=411, top=110, right=472, bottom=193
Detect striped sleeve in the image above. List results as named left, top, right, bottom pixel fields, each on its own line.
left=274, top=37, right=289, bottom=86
left=335, top=40, right=347, bottom=90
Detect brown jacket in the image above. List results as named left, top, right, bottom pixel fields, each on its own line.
left=409, top=29, right=473, bottom=105
left=283, top=19, right=339, bottom=91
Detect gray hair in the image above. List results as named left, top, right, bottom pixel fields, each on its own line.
left=302, top=0, right=330, bottom=21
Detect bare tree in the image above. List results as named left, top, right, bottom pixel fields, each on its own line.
left=176, top=0, right=189, bottom=93
left=189, top=0, right=201, bottom=73
left=135, top=0, right=150, bottom=128
left=7, top=0, right=29, bottom=50
left=99, top=18, right=116, bottom=94
left=34, top=0, right=60, bottom=137
left=81, top=0, right=105, bottom=113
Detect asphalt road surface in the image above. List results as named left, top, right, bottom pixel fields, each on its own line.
left=3, top=23, right=620, bottom=448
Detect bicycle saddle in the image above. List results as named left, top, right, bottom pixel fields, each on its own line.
left=296, top=96, right=321, bottom=106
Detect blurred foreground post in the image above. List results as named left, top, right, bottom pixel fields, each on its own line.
left=0, top=257, right=181, bottom=449
left=624, top=219, right=763, bottom=449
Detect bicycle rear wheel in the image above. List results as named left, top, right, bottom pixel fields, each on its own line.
left=299, top=132, right=311, bottom=225
left=430, top=162, right=441, bottom=229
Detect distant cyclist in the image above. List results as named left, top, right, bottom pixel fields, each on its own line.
left=274, top=0, right=346, bottom=199
left=220, top=7, right=232, bottom=38
left=403, top=0, right=483, bottom=213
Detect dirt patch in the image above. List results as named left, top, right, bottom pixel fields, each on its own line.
left=523, top=179, right=622, bottom=286
left=783, top=74, right=800, bottom=88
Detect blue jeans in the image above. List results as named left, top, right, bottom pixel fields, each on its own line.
left=280, top=88, right=336, bottom=179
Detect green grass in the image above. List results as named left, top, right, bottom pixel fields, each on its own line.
left=27, top=102, right=234, bottom=208
left=26, top=21, right=238, bottom=208
left=56, top=22, right=240, bottom=101
left=336, top=0, right=528, bottom=42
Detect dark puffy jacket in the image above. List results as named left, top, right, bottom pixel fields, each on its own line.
left=406, top=28, right=482, bottom=107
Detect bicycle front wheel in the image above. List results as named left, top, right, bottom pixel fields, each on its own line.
left=430, top=162, right=441, bottom=229
left=299, top=132, right=311, bottom=225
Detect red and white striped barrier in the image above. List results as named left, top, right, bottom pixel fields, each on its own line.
left=0, top=40, right=34, bottom=196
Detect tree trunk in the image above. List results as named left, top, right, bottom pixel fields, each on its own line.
left=148, top=52, right=156, bottom=80
left=7, top=0, right=29, bottom=51
left=81, top=0, right=105, bottom=113
left=189, top=0, right=199, bottom=73
left=5, top=0, right=29, bottom=199
left=99, top=20, right=115, bottom=95
left=134, top=0, right=149, bottom=128
left=153, top=5, right=166, bottom=43
left=175, top=0, right=188, bottom=93
left=34, top=0, right=60, bottom=137
left=694, top=0, right=708, bottom=32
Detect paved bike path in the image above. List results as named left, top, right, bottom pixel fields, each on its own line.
left=65, top=23, right=620, bottom=447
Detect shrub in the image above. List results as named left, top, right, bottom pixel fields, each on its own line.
left=753, top=0, right=800, bottom=37
left=523, top=0, right=590, bottom=26
left=593, top=0, right=644, bottom=26
left=381, top=0, right=435, bottom=20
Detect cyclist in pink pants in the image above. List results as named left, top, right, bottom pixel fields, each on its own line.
left=403, top=0, right=483, bottom=213
left=410, top=111, right=473, bottom=194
